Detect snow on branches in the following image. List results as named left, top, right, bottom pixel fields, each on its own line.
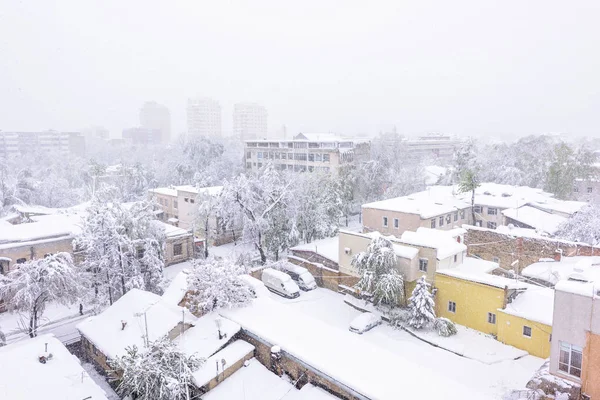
left=186, top=259, right=253, bottom=315
left=555, top=204, right=600, bottom=245
left=0, top=252, right=83, bottom=337
left=109, top=336, right=203, bottom=400
left=407, top=276, right=436, bottom=330
left=351, top=236, right=404, bottom=306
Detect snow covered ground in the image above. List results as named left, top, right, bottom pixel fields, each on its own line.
left=262, top=288, right=544, bottom=399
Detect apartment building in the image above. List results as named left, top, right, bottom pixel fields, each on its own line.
left=122, top=127, right=161, bottom=146
left=233, top=102, right=267, bottom=141
left=187, top=97, right=222, bottom=137
left=0, top=130, right=85, bottom=158
left=550, top=273, right=600, bottom=399
left=140, top=101, right=171, bottom=143
left=244, top=133, right=370, bottom=174
left=404, top=133, right=461, bottom=164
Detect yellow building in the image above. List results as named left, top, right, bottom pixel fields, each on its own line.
left=435, top=265, right=554, bottom=359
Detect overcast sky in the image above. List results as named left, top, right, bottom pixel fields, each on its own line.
left=1, top=1, right=599, bottom=139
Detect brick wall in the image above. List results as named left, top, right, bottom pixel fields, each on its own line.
left=287, top=256, right=340, bottom=292
left=464, top=227, right=600, bottom=272
left=289, top=249, right=339, bottom=271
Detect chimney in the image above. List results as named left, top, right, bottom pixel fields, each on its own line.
left=121, top=320, right=127, bottom=330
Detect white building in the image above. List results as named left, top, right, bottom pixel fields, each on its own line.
left=187, top=97, right=222, bottom=137
left=140, top=101, right=171, bottom=143
left=0, top=130, right=85, bottom=158
left=233, top=102, right=268, bottom=141
left=404, top=134, right=461, bottom=164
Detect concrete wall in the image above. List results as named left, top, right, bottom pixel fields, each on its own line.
left=165, top=234, right=194, bottom=266
left=434, top=273, right=506, bottom=336
left=0, top=236, right=77, bottom=273
left=497, top=311, right=552, bottom=358
left=149, top=192, right=178, bottom=222
left=177, top=189, right=197, bottom=230
left=287, top=256, right=340, bottom=292
left=362, top=207, right=471, bottom=237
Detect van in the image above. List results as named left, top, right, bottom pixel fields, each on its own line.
left=238, top=274, right=270, bottom=298
left=279, top=264, right=317, bottom=291
left=261, top=268, right=300, bottom=299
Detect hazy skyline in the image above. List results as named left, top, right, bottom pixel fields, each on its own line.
left=1, top=0, right=599, bottom=139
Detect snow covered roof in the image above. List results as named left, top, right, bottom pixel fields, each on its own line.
left=502, top=206, right=566, bottom=235
left=77, top=289, right=196, bottom=359
left=192, top=340, right=255, bottom=388
left=555, top=280, right=600, bottom=298
left=437, top=261, right=528, bottom=290
left=220, top=297, right=491, bottom=400
left=161, top=221, right=190, bottom=238
left=522, top=257, right=600, bottom=286
left=291, top=235, right=339, bottom=263
left=399, top=228, right=466, bottom=260
left=149, top=185, right=223, bottom=198
left=174, top=312, right=241, bottom=361
left=0, top=334, right=109, bottom=400
left=202, top=358, right=338, bottom=400
left=149, top=187, right=178, bottom=197
left=364, top=231, right=419, bottom=259
left=0, top=213, right=82, bottom=245
left=500, top=287, right=555, bottom=326
left=162, top=270, right=190, bottom=305
left=424, top=165, right=448, bottom=185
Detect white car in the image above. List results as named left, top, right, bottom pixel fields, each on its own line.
left=349, top=312, right=382, bottom=334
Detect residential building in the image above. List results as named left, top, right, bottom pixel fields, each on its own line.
left=0, top=130, right=85, bottom=158
left=0, top=334, right=109, bottom=400
left=122, top=126, right=161, bottom=146
left=404, top=133, right=461, bottom=164
left=244, top=132, right=370, bottom=174
left=361, top=183, right=585, bottom=237
left=140, top=101, right=171, bottom=143
left=233, top=102, right=267, bottom=141
left=187, top=97, right=222, bottom=137
left=573, top=177, right=600, bottom=203
left=550, top=272, right=600, bottom=399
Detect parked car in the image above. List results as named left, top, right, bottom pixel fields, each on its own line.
left=261, top=268, right=300, bottom=299
left=238, top=274, right=270, bottom=298
left=278, top=264, right=317, bottom=291
left=349, top=312, right=382, bottom=334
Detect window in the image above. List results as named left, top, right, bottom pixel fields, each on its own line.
left=446, top=214, right=451, bottom=224
left=492, top=257, right=499, bottom=263
left=136, top=248, right=145, bottom=259
left=257, top=152, right=263, bottom=159
left=323, top=154, right=330, bottom=162
left=473, top=205, right=482, bottom=213
left=16, top=258, right=27, bottom=264
left=394, top=218, right=399, bottom=229
left=476, top=220, right=482, bottom=227
left=294, top=153, right=307, bottom=161
left=487, top=222, right=497, bottom=229
left=573, top=187, right=579, bottom=193
left=454, top=254, right=457, bottom=263
left=275, top=152, right=280, bottom=159
left=419, top=258, right=428, bottom=272
left=487, top=312, right=496, bottom=324
left=588, top=187, right=593, bottom=193
left=439, top=216, right=444, bottom=227
left=559, top=342, right=582, bottom=378
left=523, top=326, right=532, bottom=338
left=383, top=216, right=388, bottom=227
left=246, top=151, right=251, bottom=159
left=190, top=199, right=195, bottom=204
left=308, top=153, right=315, bottom=162
left=315, top=153, right=322, bottom=161
left=173, top=243, right=183, bottom=256
left=487, top=207, right=497, bottom=215
left=174, top=200, right=178, bottom=209
left=448, top=301, right=456, bottom=313
left=460, top=210, right=465, bottom=219
left=281, top=153, right=286, bottom=160
left=430, top=219, right=436, bottom=228
left=454, top=212, right=458, bottom=222
left=184, top=197, right=189, bottom=203
left=246, top=162, right=252, bottom=169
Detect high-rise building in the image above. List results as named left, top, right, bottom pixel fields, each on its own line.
left=0, top=130, right=85, bottom=158
left=187, top=97, right=221, bottom=137
left=233, top=102, right=268, bottom=140
left=139, top=101, right=171, bottom=143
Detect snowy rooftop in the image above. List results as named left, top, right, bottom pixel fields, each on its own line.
left=149, top=185, right=223, bottom=197
left=77, top=288, right=196, bottom=359
left=291, top=235, right=339, bottom=263
left=202, top=358, right=338, bottom=400
left=424, top=165, right=448, bottom=185
left=437, top=259, right=528, bottom=290
left=149, top=186, right=178, bottom=197
left=192, top=340, right=255, bottom=388
left=362, top=183, right=582, bottom=219
left=500, top=287, right=555, bottom=326
left=502, top=206, right=566, bottom=235
left=522, top=257, right=600, bottom=286
left=220, top=297, right=491, bottom=400
left=174, top=312, right=241, bottom=361
left=399, top=227, right=466, bottom=259
left=162, top=269, right=190, bottom=305
left=0, top=334, right=108, bottom=400
left=161, top=221, right=191, bottom=238
left=364, top=230, right=419, bottom=259
left=0, top=213, right=82, bottom=245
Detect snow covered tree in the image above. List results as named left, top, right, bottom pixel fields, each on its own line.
left=434, top=317, right=457, bottom=337
left=407, top=276, right=436, bottom=329
left=196, top=189, right=218, bottom=258
left=0, top=253, right=83, bottom=337
left=0, top=326, right=6, bottom=347
left=556, top=205, right=600, bottom=245
left=458, top=169, right=480, bottom=225
left=110, top=336, right=203, bottom=400
left=186, top=259, right=252, bottom=315
left=351, top=236, right=404, bottom=306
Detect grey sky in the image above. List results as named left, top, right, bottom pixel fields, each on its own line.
left=1, top=0, right=599, bottom=139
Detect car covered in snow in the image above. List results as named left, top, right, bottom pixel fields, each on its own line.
left=238, top=274, right=270, bottom=298
left=278, top=264, right=317, bottom=291
left=261, top=268, right=300, bottom=299
left=349, top=312, right=382, bottom=334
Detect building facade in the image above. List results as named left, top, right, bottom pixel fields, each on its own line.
left=0, top=130, right=85, bottom=158
left=404, top=134, right=461, bottom=164
left=187, top=97, right=222, bottom=137
left=233, top=102, right=267, bottom=141
left=122, top=127, right=161, bottom=146
left=244, top=133, right=370, bottom=174
left=139, top=101, right=171, bottom=143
